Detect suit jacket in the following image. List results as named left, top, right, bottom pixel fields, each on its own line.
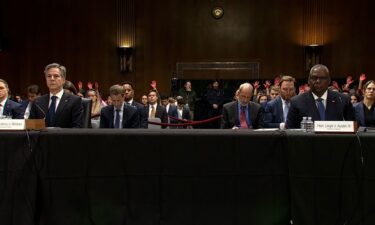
left=29, top=92, right=83, bottom=128
left=148, top=104, right=168, bottom=128
left=2, top=99, right=23, bottom=119
left=100, top=104, right=140, bottom=128
left=167, top=105, right=179, bottom=124
left=221, top=101, right=264, bottom=129
left=130, top=101, right=148, bottom=128
left=264, top=96, right=285, bottom=128
left=354, top=101, right=375, bottom=127
left=286, top=90, right=355, bottom=129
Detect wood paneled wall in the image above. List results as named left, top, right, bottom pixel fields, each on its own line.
left=0, top=0, right=373, bottom=97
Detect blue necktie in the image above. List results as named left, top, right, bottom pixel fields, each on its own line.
left=114, top=108, right=121, bottom=128
left=316, top=98, right=325, bottom=120
left=47, top=96, right=57, bottom=126
left=284, top=101, right=290, bottom=122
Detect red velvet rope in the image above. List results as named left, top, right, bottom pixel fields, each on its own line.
left=148, top=115, right=223, bottom=127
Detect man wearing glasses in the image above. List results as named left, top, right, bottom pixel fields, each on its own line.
left=29, top=63, right=83, bottom=128
left=286, top=64, right=354, bottom=128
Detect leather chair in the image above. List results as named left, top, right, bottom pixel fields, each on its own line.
left=81, top=98, right=92, bottom=128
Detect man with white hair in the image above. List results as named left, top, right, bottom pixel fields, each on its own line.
left=221, top=83, right=264, bottom=129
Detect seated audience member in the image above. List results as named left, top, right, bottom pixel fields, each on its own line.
left=233, top=89, right=240, bottom=101
left=21, top=84, right=41, bottom=119
left=86, top=89, right=104, bottom=120
left=106, top=96, right=112, bottom=105
left=141, top=95, right=148, bottom=106
left=100, top=84, right=139, bottom=128
left=350, top=93, right=361, bottom=105
left=29, top=63, right=83, bottom=128
left=354, top=80, right=375, bottom=127
left=148, top=89, right=168, bottom=128
left=63, top=80, right=78, bottom=95
left=257, top=90, right=268, bottom=107
left=269, top=86, right=280, bottom=100
left=161, top=95, right=178, bottom=122
left=0, top=79, right=23, bottom=119
left=221, top=83, right=264, bottom=129
left=286, top=64, right=354, bottom=128
left=264, top=76, right=296, bottom=129
left=122, top=81, right=148, bottom=128
left=176, top=96, right=191, bottom=128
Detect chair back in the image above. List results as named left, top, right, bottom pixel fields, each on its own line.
left=81, top=98, right=92, bottom=128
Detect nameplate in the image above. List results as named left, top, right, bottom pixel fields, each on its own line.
left=0, top=119, right=26, bottom=130
left=314, top=121, right=356, bottom=133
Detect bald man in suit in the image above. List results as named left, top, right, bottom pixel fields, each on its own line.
left=286, top=64, right=354, bottom=128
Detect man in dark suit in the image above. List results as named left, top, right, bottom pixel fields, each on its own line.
left=0, top=79, right=23, bottom=119
left=29, top=63, right=83, bottom=128
left=221, top=83, right=264, bottom=129
left=264, top=76, right=296, bottom=129
left=286, top=64, right=355, bottom=129
left=122, top=81, right=148, bottom=128
left=161, top=95, right=178, bottom=126
left=100, top=84, right=139, bottom=128
left=20, top=84, right=41, bottom=119
left=148, top=89, right=168, bottom=128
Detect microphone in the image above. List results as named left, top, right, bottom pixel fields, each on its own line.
left=33, top=101, right=47, bottom=119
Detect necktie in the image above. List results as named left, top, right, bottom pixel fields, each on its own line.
left=316, top=98, right=325, bottom=120
left=47, top=96, right=57, bottom=126
left=240, top=106, right=248, bottom=129
left=284, top=101, right=290, bottom=122
left=114, top=108, right=121, bottom=128
left=151, top=105, right=156, bottom=118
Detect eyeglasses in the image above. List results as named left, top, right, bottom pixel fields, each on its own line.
left=309, top=76, right=329, bottom=81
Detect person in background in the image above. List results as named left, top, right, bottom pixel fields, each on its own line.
left=141, top=95, right=148, bottom=106
left=350, top=93, right=361, bottom=105
left=0, top=79, right=23, bottom=119
left=148, top=89, right=168, bottom=128
left=178, top=80, right=197, bottom=120
left=29, top=63, right=83, bottom=128
left=106, top=96, right=113, bottom=105
left=21, top=84, right=41, bottom=119
left=122, top=81, right=148, bottom=128
left=176, top=96, right=191, bottom=128
left=269, top=86, right=280, bottom=100
left=286, top=64, right=354, bottom=128
left=86, top=89, right=104, bottom=120
left=63, top=80, right=78, bottom=95
left=354, top=80, right=375, bottom=127
left=206, top=80, right=224, bottom=128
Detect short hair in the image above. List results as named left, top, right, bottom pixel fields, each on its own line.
left=44, top=63, right=67, bottom=79
left=63, top=80, right=78, bottom=95
left=27, top=84, right=40, bottom=94
left=309, top=64, right=330, bottom=78
left=0, top=79, right=9, bottom=91
left=109, top=84, right=125, bottom=96
left=279, top=75, right=296, bottom=86
left=160, top=95, right=168, bottom=100
left=176, top=96, right=185, bottom=105
left=122, top=81, right=135, bottom=89
left=238, top=82, right=253, bottom=93
left=363, top=80, right=375, bottom=90
left=148, top=89, right=157, bottom=95
left=270, top=85, right=280, bottom=92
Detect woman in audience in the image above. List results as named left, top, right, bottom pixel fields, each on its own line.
left=63, top=80, right=78, bottom=95
left=141, top=95, right=148, bottom=106
left=86, top=89, right=104, bottom=120
left=350, top=93, right=361, bottom=105
left=354, top=80, right=375, bottom=127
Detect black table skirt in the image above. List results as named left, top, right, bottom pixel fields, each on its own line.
left=1, top=129, right=374, bottom=225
